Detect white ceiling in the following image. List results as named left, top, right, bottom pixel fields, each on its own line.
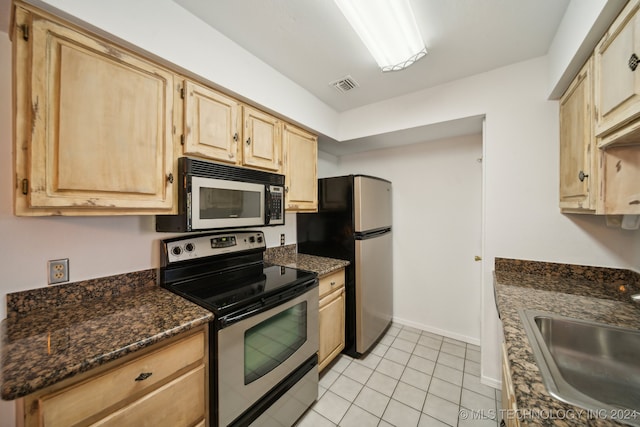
left=173, top=0, right=570, bottom=113
left=0, top=0, right=571, bottom=156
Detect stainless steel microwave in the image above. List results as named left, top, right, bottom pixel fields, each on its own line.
left=156, top=157, right=285, bottom=232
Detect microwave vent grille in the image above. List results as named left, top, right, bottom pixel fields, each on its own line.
left=185, top=158, right=284, bottom=185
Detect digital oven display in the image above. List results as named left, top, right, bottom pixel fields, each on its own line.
left=211, top=236, right=237, bottom=248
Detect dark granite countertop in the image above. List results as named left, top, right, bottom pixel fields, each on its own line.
left=264, top=244, right=350, bottom=276
left=494, top=258, right=640, bottom=427
left=1, top=269, right=213, bottom=401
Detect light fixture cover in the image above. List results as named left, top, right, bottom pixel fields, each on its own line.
left=335, top=0, right=427, bottom=72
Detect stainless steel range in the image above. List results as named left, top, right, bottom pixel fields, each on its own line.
left=159, top=231, right=319, bottom=427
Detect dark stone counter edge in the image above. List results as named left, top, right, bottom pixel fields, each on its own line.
left=494, top=257, right=640, bottom=427
left=1, top=316, right=212, bottom=401
left=264, top=243, right=351, bottom=276
left=2, top=269, right=214, bottom=400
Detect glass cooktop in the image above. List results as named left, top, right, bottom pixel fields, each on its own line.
left=168, top=263, right=316, bottom=315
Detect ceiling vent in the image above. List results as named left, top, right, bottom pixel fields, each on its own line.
left=330, top=75, right=359, bottom=93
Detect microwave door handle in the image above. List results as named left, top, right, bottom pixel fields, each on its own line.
left=265, top=186, right=272, bottom=225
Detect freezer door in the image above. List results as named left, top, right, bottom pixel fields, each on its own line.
left=355, top=230, right=393, bottom=354
left=354, top=176, right=392, bottom=233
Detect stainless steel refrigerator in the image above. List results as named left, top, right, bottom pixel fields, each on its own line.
left=297, top=175, right=393, bottom=357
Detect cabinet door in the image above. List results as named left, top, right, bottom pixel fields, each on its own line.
left=318, top=287, right=345, bottom=371
left=242, top=106, right=282, bottom=171
left=38, top=331, right=205, bottom=426
left=601, top=146, right=640, bottom=214
left=91, top=366, right=205, bottom=427
left=595, top=0, right=640, bottom=137
left=559, top=58, right=596, bottom=212
left=183, top=80, right=240, bottom=164
left=283, top=124, right=318, bottom=211
left=20, top=12, right=174, bottom=212
left=501, top=343, right=520, bottom=427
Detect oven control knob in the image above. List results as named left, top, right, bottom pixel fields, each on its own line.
left=171, top=246, right=182, bottom=256
left=184, top=243, right=195, bottom=252
left=257, top=235, right=263, bottom=244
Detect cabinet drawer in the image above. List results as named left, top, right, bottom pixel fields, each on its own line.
left=319, top=269, right=345, bottom=299
left=39, top=331, right=205, bottom=426
left=90, top=365, right=205, bottom=427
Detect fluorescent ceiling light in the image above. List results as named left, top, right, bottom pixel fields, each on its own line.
left=334, top=0, right=427, bottom=72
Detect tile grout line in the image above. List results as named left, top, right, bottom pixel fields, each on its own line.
left=308, top=323, right=498, bottom=426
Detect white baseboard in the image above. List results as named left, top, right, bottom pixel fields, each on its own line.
left=481, top=374, right=501, bottom=389
left=392, top=316, right=481, bottom=347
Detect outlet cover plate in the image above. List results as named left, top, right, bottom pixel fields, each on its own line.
left=48, top=258, right=69, bottom=285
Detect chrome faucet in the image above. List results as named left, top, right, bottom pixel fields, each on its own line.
left=632, top=294, right=640, bottom=303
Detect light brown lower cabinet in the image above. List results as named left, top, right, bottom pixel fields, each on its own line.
left=318, top=269, right=346, bottom=372
left=501, top=343, right=520, bottom=427
left=17, top=327, right=208, bottom=427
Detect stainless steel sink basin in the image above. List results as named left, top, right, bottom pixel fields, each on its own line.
left=519, top=309, right=640, bottom=425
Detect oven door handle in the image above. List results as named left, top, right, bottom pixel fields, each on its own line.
left=218, top=279, right=318, bottom=328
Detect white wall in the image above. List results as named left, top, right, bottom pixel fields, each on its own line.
left=547, top=0, right=626, bottom=99
left=334, top=135, right=484, bottom=344
left=317, top=151, right=341, bottom=178
left=0, top=29, right=300, bottom=424
left=27, top=0, right=338, bottom=138
left=2, top=2, right=640, bottom=417
left=328, top=55, right=640, bottom=386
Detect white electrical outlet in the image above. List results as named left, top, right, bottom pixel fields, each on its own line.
left=48, top=259, right=69, bottom=285
left=280, top=234, right=285, bottom=246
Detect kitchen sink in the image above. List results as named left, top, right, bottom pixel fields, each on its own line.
left=519, top=309, right=640, bottom=425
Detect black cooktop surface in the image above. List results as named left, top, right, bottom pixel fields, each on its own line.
left=167, top=263, right=316, bottom=315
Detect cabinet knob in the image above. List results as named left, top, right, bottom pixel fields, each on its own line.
left=167, top=173, right=174, bottom=184
left=578, top=170, right=589, bottom=182
left=629, top=53, right=639, bottom=71
left=285, top=186, right=289, bottom=193
left=134, top=372, right=152, bottom=382
left=228, top=152, right=234, bottom=159
left=246, top=137, right=251, bottom=146
left=233, top=132, right=239, bottom=142
left=330, top=281, right=336, bottom=286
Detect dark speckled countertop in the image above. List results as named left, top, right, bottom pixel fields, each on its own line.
left=265, top=244, right=350, bottom=276
left=494, top=258, right=640, bottom=427
left=0, top=269, right=213, bottom=401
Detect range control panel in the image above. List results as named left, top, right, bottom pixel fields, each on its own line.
left=163, top=231, right=265, bottom=264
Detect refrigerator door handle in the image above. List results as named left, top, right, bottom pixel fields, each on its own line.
left=354, top=228, right=392, bottom=240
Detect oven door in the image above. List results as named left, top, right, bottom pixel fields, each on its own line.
left=217, top=288, right=319, bottom=427
left=191, top=176, right=266, bottom=230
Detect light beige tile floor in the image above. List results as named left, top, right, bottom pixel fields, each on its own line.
left=296, top=323, right=501, bottom=427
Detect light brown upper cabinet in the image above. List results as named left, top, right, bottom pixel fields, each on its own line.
left=242, top=105, right=283, bottom=172
left=593, top=0, right=640, bottom=214
left=181, top=79, right=241, bottom=164
left=283, top=124, right=318, bottom=211
left=559, top=57, right=598, bottom=212
left=600, top=146, right=640, bottom=214
left=594, top=0, right=640, bottom=142
left=13, top=5, right=175, bottom=215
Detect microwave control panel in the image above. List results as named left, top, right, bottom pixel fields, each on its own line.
left=269, top=186, right=284, bottom=224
